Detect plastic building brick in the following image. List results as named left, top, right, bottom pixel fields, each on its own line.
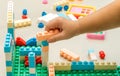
left=99, top=50, right=105, bottom=59
left=36, top=29, right=59, bottom=41
left=53, top=0, right=69, bottom=10
left=67, top=14, right=77, bottom=21
left=66, top=4, right=96, bottom=18
left=4, top=33, right=12, bottom=53
left=41, top=11, right=47, bottom=16
left=60, top=49, right=80, bottom=61
left=42, top=51, right=48, bottom=67
left=28, top=52, right=36, bottom=76
left=71, top=61, right=94, bottom=70
left=19, top=46, right=41, bottom=56
left=56, top=5, right=63, bottom=12
left=8, top=28, right=14, bottom=39
left=94, top=62, right=117, bottom=70
left=22, top=15, right=28, bottom=19
left=22, top=9, right=27, bottom=15
left=48, top=65, right=55, bottom=76
left=7, top=1, right=14, bottom=28
left=37, top=40, right=49, bottom=47
left=37, top=13, right=59, bottom=25
left=64, top=5, right=69, bottom=11
left=42, top=0, right=48, bottom=4
left=49, top=62, right=71, bottom=71
left=87, top=31, right=105, bottom=40
left=88, top=49, right=97, bottom=61
left=38, top=22, right=44, bottom=28
left=26, top=37, right=36, bottom=46
left=16, top=37, right=26, bottom=46
left=14, top=18, right=32, bottom=28
left=57, top=13, right=69, bottom=19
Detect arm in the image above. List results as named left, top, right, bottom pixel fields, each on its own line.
left=76, top=0, right=120, bottom=34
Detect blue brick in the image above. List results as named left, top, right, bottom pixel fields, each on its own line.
left=30, top=74, right=36, bottom=76
left=26, top=37, right=36, bottom=46
left=40, top=40, right=49, bottom=46
left=23, top=9, right=27, bottom=15
left=38, top=22, right=44, bottom=28
left=28, top=52, right=36, bottom=68
left=64, top=5, right=69, bottom=11
left=56, top=5, right=62, bottom=12
left=6, top=61, right=12, bottom=66
left=58, top=13, right=69, bottom=19
left=7, top=72, right=12, bottom=76
left=19, top=46, right=41, bottom=56
left=8, top=28, right=14, bottom=39
left=41, top=11, right=47, bottom=16
left=4, top=33, right=12, bottom=53
left=71, top=61, right=94, bottom=70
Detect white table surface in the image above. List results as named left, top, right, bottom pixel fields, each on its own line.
left=0, top=0, right=120, bottom=76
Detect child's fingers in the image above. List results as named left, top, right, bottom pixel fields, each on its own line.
left=47, top=32, right=65, bottom=43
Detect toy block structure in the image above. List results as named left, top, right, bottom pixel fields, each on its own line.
left=88, top=49, right=97, bottom=61
left=37, top=13, right=58, bottom=25
left=87, top=31, right=105, bottom=40
left=60, top=49, right=80, bottom=61
left=15, top=37, right=26, bottom=46
left=53, top=0, right=69, bottom=10
left=14, top=18, right=32, bottom=28
left=19, top=46, right=41, bottom=60
left=71, top=61, right=94, bottom=70
left=66, top=4, right=96, bottom=18
left=49, top=62, right=71, bottom=71
left=28, top=52, right=36, bottom=76
left=26, top=37, right=36, bottom=46
left=48, top=65, right=55, bottom=76
left=7, top=1, right=15, bottom=39
left=4, top=33, right=13, bottom=76
left=94, top=62, right=117, bottom=70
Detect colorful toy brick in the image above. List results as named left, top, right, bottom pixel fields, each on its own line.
left=22, top=15, right=28, bottom=19
left=37, top=13, right=59, bottom=25
left=38, top=22, right=44, bottom=28
left=94, top=62, right=117, bottom=70
left=42, top=51, right=48, bottom=67
left=57, top=13, right=69, bottom=19
left=56, top=5, right=63, bottom=12
left=48, top=65, right=55, bottom=76
left=19, top=46, right=41, bottom=56
left=37, top=40, right=49, bottom=47
left=4, top=33, right=12, bottom=53
left=7, top=1, right=14, bottom=28
left=36, top=29, right=59, bottom=41
left=14, top=18, right=31, bottom=28
left=22, top=9, right=27, bottom=15
left=53, top=0, right=69, bottom=10
left=41, top=11, right=47, bottom=16
left=16, top=37, right=26, bottom=46
left=99, top=50, right=105, bottom=59
left=66, top=4, right=96, bottom=18
left=26, top=37, right=36, bottom=46
left=60, top=49, right=80, bottom=61
left=42, top=0, right=48, bottom=4
left=49, top=62, right=71, bottom=71
left=71, top=61, right=94, bottom=70
left=67, top=14, right=77, bottom=21
left=88, top=49, right=97, bottom=61
left=64, top=5, right=69, bottom=11
left=87, top=31, right=105, bottom=40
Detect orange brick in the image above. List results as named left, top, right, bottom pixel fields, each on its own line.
left=60, top=49, right=80, bottom=61
left=48, top=65, right=55, bottom=76
left=42, top=46, right=49, bottom=52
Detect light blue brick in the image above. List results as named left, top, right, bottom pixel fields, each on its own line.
left=58, top=13, right=69, bottom=19
left=37, top=40, right=49, bottom=46
left=6, top=61, right=12, bottom=66
left=7, top=72, right=12, bottom=76
left=30, top=74, right=36, bottom=76
left=8, top=28, right=14, bottom=39
left=28, top=52, right=36, bottom=68
left=26, top=37, right=36, bottom=46
left=19, top=46, right=41, bottom=56
left=4, top=33, right=12, bottom=53
left=71, top=61, right=94, bottom=70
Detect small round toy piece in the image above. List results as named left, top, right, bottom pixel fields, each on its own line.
left=22, top=9, right=27, bottom=15
left=38, top=22, right=44, bottom=28
left=41, top=11, right=47, bottom=16
left=64, top=5, right=69, bottom=11
left=56, top=5, right=62, bottom=12
left=22, top=15, right=28, bottom=19
left=99, top=50, right=105, bottom=59
left=42, top=0, right=48, bottom=4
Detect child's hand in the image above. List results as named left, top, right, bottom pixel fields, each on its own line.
left=45, top=17, right=79, bottom=43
